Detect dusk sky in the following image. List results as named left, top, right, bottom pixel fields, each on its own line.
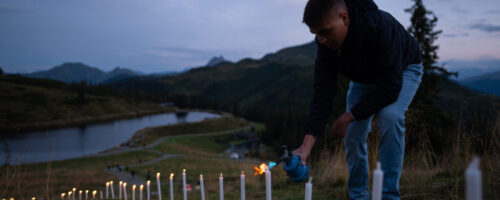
left=0, top=0, right=499, bottom=74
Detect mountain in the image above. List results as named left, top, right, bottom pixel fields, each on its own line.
left=459, top=70, right=500, bottom=96
left=106, top=41, right=332, bottom=109
left=442, top=58, right=500, bottom=80
left=206, top=56, right=229, bottom=67
left=24, top=62, right=141, bottom=84
left=106, top=40, right=496, bottom=117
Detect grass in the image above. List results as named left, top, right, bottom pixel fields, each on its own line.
left=0, top=75, right=174, bottom=134
left=1, top=105, right=498, bottom=199
left=0, top=150, right=160, bottom=199
left=130, top=114, right=251, bottom=147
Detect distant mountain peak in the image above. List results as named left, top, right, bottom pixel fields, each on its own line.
left=24, top=62, right=140, bottom=84
left=206, top=55, right=228, bottom=67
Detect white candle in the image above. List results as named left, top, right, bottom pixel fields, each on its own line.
left=79, top=191, right=82, bottom=200
left=219, top=173, right=224, bottom=200
left=200, top=174, right=205, bottom=200
left=126, top=183, right=130, bottom=200
left=85, top=190, right=89, bottom=200
left=466, top=157, right=482, bottom=200
left=371, top=162, right=384, bottom=200
left=110, top=181, right=115, bottom=199
left=119, top=182, right=123, bottom=200
left=139, top=185, right=143, bottom=200
left=106, top=182, right=109, bottom=199
left=182, top=169, right=187, bottom=200
left=123, top=183, right=128, bottom=200
left=100, top=191, right=103, bottom=200
left=73, top=188, right=77, bottom=200
left=240, top=171, right=245, bottom=200
left=265, top=167, right=271, bottom=200
left=146, top=180, right=150, bottom=200
left=132, top=185, right=136, bottom=200
left=69, top=191, right=73, bottom=200
left=62, top=193, right=66, bottom=200
left=156, top=173, right=162, bottom=200
left=305, top=177, right=312, bottom=200
left=92, top=190, right=96, bottom=200
left=169, top=173, right=174, bottom=200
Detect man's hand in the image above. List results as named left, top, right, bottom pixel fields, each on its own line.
left=331, top=112, right=354, bottom=138
left=292, top=134, right=316, bottom=165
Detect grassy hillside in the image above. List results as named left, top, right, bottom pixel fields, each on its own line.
left=0, top=74, right=173, bottom=134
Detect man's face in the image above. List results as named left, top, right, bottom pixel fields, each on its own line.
left=309, top=9, right=349, bottom=50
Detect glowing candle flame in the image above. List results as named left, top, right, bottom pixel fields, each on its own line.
left=156, top=173, right=160, bottom=178
left=253, top=163, right=269, bottom=176
left=170, top=173, right=174, bottom=178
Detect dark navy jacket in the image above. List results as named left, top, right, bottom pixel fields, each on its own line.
left=304, top=0, right=422, bottom=138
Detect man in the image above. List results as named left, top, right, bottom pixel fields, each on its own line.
left=292, top=0, right=423, bottom=199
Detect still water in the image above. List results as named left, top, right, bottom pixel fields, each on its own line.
left=0, top=111, right=219, bottom=165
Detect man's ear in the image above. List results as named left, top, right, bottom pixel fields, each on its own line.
left=340, top=11, right=349, bottom=26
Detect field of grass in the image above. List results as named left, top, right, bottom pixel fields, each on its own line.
left=130, top=114, right=251, bottom=147
left=0, top=75, right=174, bottom=134
left=1, top=108, right=499, bottom=200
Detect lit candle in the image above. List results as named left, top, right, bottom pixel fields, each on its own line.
left=219, top=173, right=224, bottom=200
left=200, top=174, right=205, bottom=200
left=156, top=173, right=162, bottom=200
left=68, top=191, right=73, bottom=200
left=241, top=171, right=245, bottom=200
left=85, top=190, right=89, bottom=200
left=123, top=183, right=128, bottom=200
left=62, top=193, right=66, bottom=200
left=146, top=180, right=150, bottom=200
left=32, top=197, right=36, bottom=200
left=79, top=190, right=82, bottom=200
left=119, top=181, right=123, bottom=200
left=139, top=185, right=143, bottom=200
left=169, top=173, right=174, bottom=200
left=106, top=182, right=110, bottom=199
left=371, top=162, right=383, bottom=200
left=132, top=185, right=136, bottom=200
left=110, top=181, right=115, bottom=199
left=265, top=167, right=271, bottom=200
left=466, top=157, right=482, bottom=200
left=182, top=169, right=187, bottom=200
left=305, top=177, right=312, bottom=200
left=73, top=188, right=77, bottom=200
left=92, top=190, right=96, bottom=200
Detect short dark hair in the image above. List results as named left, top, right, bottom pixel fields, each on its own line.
left=303, top=0, right=347, bottom=28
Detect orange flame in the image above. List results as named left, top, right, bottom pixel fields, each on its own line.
left=253, top=163, right=268, bottom=176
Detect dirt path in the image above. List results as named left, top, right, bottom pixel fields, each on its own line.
left=102, top=124, right=254, bottom=183
left=95, top=124, right=253, bottom=157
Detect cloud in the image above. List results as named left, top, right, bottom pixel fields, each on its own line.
left=469, top=23, right=500, bottom=33
left=442, top=33, right=469, bottom=38
left=0, top=5, right=34, bottom=13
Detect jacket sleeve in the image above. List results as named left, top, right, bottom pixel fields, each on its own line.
left=303, top=39, right=338, bottom=139
left=349, top=16, right=404, bottom=120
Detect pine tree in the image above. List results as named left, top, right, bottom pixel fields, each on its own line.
left=405, top=0, right=456, bottom=104
left=404, top=0, right=456, bottom=155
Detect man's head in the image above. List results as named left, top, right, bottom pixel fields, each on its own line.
left=303, top=0, right=349, bottom=50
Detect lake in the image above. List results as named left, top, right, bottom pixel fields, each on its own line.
left=0, top=111, right=219, bottom=165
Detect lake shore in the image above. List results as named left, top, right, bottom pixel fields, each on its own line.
left=0, top=106, right=179, bottom=135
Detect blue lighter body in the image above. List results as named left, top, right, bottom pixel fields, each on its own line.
left=276, top=145, right=310, bottom=182
left=283, top=154, right=310, bottom=182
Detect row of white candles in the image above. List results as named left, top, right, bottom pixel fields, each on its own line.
left=13, top=158, right=484, bottom=200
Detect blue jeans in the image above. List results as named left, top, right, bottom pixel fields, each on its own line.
left=344, top=63, right=423, bottom=200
